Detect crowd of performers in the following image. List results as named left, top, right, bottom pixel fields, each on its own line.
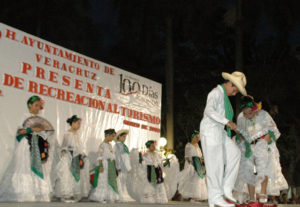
left=0, top=71, right=288, bottom=205
left=0, top=95, right=206, bottom=203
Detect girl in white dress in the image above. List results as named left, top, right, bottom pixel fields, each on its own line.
left=89, top=128, right=120, bottom=203
left=234, top=96, right=288, bottom=203
left=0, top=95, right=53, bottom=202
left=178, top=130, right=208, bottom=201
left=54, top=115, right=90, bottom=202
left=114, top=129, right=133, bottom=202
left=139, top=140, right=168, bottom=204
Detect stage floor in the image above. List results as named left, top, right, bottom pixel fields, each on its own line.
left=0, top=202, right=299, bottom=207
left=0, top=201, right=204, bottom=207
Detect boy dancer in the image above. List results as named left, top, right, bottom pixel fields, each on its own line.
left=200, top=71, right=247, bottom=207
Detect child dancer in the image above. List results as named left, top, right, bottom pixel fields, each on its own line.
left=234, top=96, right=288, bottom=203
left=54, top=115, right=90, bottom=202
left=0, top=96, right=53, bottom=202
left=114, top=129, right=133, bottom=202
left=178, top=130, right=208, bottom=201
left=89, top=129, right=119, bottom=203
left=140, top=140, right=168, bottom=204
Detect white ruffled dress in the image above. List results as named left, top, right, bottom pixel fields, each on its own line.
left=178, top=142, right=208, bottom=200
left=235, top=110, right=288, bottom=196
left=0, top=112, right=53, bottom=202
left=126, top=150, right=169, bottom=203
left=139, top=151, right=168, bottom=203
left=126, top=149, right=179, bottom=202
left=89, top=141, right=120, bottom=202
left=54, top=131, right=90, bottom=200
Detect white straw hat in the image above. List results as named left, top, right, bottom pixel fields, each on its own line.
left=222, top=71, right=247, bottom=96
left=115, top=129, right=129, bottom=141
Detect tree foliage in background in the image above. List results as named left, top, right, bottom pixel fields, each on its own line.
left=112, top=0, right=300, bottom=185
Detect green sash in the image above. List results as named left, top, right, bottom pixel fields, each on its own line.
left=236, top=131, right=276, bottom=157
left=139, top=152, right=143, bottom=164
left=71, top=155, right=81, bottom=182
left=107, top=159, right=119, bottom=194
left=30, top=134, right=44, bottom=179
left=221, top=84, right=234, bottom=137
left=16, top=128, right=33, bottom=142
left=118, top=141, right=129, bottom=154
left=236, top=134, right=252, bottom=158
left=150, top=165, right=157, bottom=187
left=192, top=156, right=205, bottom=179
left=267, top=130, right=276, bottom=144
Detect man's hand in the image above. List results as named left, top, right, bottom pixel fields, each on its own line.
left=226, top=122, right=237, bottom=130
left=100, top=166, right=104, bottom=173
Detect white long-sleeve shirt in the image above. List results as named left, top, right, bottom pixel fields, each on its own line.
left=200, top=85, right=229, bottom=143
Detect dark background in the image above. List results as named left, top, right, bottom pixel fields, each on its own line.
left=1, top=0, right=299, bottom=186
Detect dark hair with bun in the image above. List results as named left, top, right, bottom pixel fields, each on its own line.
left=66, top=115, right=80, bottom=126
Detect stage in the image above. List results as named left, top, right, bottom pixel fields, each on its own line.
left=0, top=201, right=203, bottom=207
left=0, top=202, right=299, bottom=207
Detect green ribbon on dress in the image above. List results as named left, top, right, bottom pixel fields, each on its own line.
left=150, top=165, right=157, bottom=187
left=107, top=159, right=119, bottom=194
left=118, top=141, right=129, bottom=154
left=221, top=84, right=234, bottom=137
left=16, top=128, right=33, bottom=142
left=30, top=134, right=44, bottom=179
left=267, top=130, right=276, bottom=145
left=236, top=134, right=252, bottom=158
left=16, top=134, right=26, bottom=142
left=139, top=152, right=143, bottom=164
left=71, top=155, right=81, bottom=182
left=192, top=156, right=205, bottom=179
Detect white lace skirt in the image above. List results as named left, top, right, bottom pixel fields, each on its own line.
left=235, top=140, right=288, bottom=196
left=140, top=182, right=168, bottom=204
left=0, top=139, right=52, bottom=202
left=54, top=152, right=90, bottom=199
left=178, top=162, right=208, bottom=200
left=89, top=159, right=120, bottom=202
left=162, top=156, right=180, bottom=200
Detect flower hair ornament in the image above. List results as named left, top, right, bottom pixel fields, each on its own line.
left=40, top=98, right=45, bottom=110
left=27, top=95, right=45, bottom=110
left=240, top=95, right=262, bottom=112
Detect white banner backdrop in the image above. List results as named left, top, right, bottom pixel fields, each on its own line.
left=0, top=23, right=161, bottom=180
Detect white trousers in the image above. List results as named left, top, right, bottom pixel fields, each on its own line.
left=201, top=134, right=241, bottom=207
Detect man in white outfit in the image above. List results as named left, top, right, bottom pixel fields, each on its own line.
left=200, top=71, right=247, bottom=207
